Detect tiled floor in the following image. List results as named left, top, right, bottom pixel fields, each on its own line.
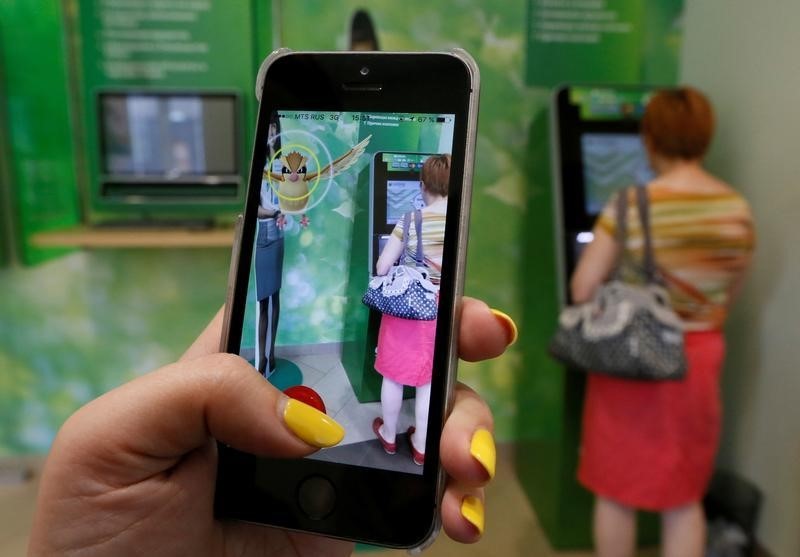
left=267, top=348, right=424, bottom=474
left=278, top=349, right=417, bottom=447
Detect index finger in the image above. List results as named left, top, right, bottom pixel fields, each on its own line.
left=180, top=306, right=225, bottom=361
left=457, top=297, right=517, bottom=361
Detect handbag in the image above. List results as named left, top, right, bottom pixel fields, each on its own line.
left=548, top=186, right=687, bottom=380
left=362, top=210, right=438, bottom=320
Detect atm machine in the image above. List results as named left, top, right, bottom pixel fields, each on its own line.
left=342, top=151, right=432, bottom=403
left=64, top=0, right=269, bottom=226
left=542, top=84, right=660, bottom=546
left=552, top=85, right=655, bottom=303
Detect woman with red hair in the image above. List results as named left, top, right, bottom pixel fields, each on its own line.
left=372, top=154, right=451, bottom=467
left=570, top=87, right=755, bottom=557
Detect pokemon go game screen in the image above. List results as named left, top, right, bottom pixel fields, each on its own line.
left=239, top=109, right=455, bottom=474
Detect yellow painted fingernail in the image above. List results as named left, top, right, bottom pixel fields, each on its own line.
left=470, top=429, right=496, bottom=480
left=282, top=398, right=345, bottom=448
left=490, top=308, right=518, bottom=346
left=461, top=495, right=485, bottom=536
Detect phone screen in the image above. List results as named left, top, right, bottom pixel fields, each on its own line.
left=238, top=109, right=455, bottom=475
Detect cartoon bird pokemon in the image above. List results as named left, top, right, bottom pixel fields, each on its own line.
left=264, top=135, right=371, bottom=225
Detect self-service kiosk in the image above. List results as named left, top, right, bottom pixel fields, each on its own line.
left=543, top=84, right=660, bottom=546
left=343, top=152, right=433, bottom=404
left=66, top=0, right=268, bottom=226
left=552, top=85, right=655, bottom=301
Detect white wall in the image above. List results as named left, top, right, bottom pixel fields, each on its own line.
left=681, top=2, right=800, bottom=556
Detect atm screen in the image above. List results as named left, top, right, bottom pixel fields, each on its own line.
left=371, top=152, right=436, bottom=272
left=373, top=152, right=431, bottom=227
left=554, top=85, right=660, bottom=279
left=386, top=180, right=423, bottom=224
left=580, top=132, right=654, bottom=214
left=553, top=85, right=657, bottom=235
left=99, top=92, right=238, bottom=178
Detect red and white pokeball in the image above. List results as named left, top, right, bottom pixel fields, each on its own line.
left=283, top=385, right=326, bottom=414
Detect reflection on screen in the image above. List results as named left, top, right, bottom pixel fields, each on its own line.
left=581, top=133, right=654, bottom=214
left=240, top=110, right=455, bottom=476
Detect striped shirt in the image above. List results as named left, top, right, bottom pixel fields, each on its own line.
left=595, top=184, right=755, bottom=331
left=392, top=200, right=447, bottom=283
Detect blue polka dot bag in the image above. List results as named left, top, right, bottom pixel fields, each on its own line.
left=362, top=210, right=438, bottom=321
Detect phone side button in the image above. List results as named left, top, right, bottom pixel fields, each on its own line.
left=297, top=475, right=337, bottom=520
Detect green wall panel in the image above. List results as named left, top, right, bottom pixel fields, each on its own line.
left=0, top=249, right=230, bottom=455
left=0, top=42, right=13, bottom=267
left=0, top=1, right=274, bottom=457
left=0, top=0, right=81, bottom=265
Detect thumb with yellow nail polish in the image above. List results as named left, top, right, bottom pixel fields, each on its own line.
left=280, top=397, right=345, bottom=448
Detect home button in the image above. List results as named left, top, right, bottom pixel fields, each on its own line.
left=297, top=475, right=336, bottom=520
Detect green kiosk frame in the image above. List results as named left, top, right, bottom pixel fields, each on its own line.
left=67, top=0, right=274, bottom=225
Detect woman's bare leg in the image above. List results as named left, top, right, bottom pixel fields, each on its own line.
left=661, top=502, right=705, bottom=557
left=594, top=496, right=636, bottom=557
left=411, top=382, right=431, bottom=453
left=379, top=376, right=403, bottom=443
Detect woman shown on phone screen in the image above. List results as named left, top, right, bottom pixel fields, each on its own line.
left=372, top=154, right=450, bottom=467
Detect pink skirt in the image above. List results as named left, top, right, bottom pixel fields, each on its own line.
left=577, top=331, right=725, bottom=511
left=374, top=314, right=437, bottom=387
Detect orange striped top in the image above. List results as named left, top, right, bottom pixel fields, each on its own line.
left=595, top=184, right=755, bottom=331
left=391, top=200, right=448, bottom=283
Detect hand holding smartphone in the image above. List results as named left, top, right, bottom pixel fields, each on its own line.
left=216, top=48, right=480, bottom=548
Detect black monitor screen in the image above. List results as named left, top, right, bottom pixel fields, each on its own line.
left=580, top=132, right=654, bottom=214
left=99, top=93, right=238, bottom=178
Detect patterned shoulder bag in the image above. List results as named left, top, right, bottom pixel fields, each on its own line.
left=548, top=187, right=687, bottom=380
left=361, top=210, right=438, bottom=321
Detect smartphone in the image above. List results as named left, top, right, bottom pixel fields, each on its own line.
left=216, top=49, right=480, bottom=549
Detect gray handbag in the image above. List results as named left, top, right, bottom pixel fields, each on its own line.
left=548, top=186, right=687, bottom=380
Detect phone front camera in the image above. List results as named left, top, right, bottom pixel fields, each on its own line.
left=360, top=66, right=370, bottom=76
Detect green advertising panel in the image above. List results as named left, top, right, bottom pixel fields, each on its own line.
left=526, top=0, right=684, bottom=87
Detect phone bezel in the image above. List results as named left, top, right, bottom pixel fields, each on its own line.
left=216, top=50, right=479, bottom=548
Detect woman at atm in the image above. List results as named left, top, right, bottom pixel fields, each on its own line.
left=570, top=87, right=755, bottom=557
left=371, top=154, right=450, bottom=466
